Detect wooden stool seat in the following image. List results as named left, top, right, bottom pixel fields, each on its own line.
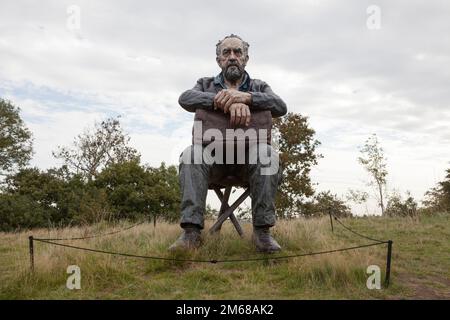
left=209, top=175, right=249, bottom=188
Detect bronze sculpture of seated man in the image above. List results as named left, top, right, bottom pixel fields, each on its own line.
left=169, top=34, right=287, bottom=253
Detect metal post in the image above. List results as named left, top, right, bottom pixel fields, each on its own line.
left=328, top=207, right=334, bottom=233
left=29, top=236, right=34, bottom=272
left=385, top=240, right=393, bottom=287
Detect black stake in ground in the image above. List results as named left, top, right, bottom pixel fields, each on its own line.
left=385, top=240, right=393, bottom=287
left=29, top=236, right=34, bottom=272
left=328, top=207, right=334, bottom=233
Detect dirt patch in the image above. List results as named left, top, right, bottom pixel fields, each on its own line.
left=393, top=273, right=450, bottom=299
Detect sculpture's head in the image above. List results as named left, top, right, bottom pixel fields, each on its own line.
left=216, top=34, right=249, bottom=83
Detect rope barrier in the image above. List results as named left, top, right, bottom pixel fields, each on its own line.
left=330, top=214, right=387, bottom=243
left=326, top=210, right=393, bottom=286
left=32, top=238, right=386, bottom=264
left=33, top=238, right=213, bottom=263
left=28, top=211, right=393, bottom=286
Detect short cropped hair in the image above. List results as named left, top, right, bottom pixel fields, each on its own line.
left=216, top=34, right=250, bottom=57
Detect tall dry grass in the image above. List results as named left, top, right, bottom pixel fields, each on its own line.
left=0, top=217, right=405, bottom=299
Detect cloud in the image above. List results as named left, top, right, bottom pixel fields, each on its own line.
left=0, top=0, right=449, bottom=214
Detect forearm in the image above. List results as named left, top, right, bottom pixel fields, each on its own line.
left=178, top=90, right=216, bottom=113
left=250, top=91, right=287, bottom=118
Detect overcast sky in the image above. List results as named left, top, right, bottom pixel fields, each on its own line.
left=1, top=0, right=449, bottom=215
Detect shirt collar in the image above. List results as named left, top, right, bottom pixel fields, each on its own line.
left=214, top=71, right=250, bottom=91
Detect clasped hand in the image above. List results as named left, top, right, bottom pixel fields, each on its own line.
left=214, top=89, right=252, bottom=126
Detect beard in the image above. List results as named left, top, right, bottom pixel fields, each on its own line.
left=224, top=64, right=244, bottom=83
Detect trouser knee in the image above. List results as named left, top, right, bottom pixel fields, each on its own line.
left=247, top=143, right=280, bottom=176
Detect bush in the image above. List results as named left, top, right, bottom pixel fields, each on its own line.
left=94, top=160, right=180, bottom=222
left=385, top=191, right=418, bottom=217
left=422, top=169, right=450, bottom=214
left=294, top=191, right=352, bottom=218
left=312, top=191, right=351, bottom=218
left=0, top=160, right=181, bottom=230
left=72, top=187, right=116, bottom=225
left=0, top=194, right=51, bottom=231
left=1, top=167, right=116, bottom=230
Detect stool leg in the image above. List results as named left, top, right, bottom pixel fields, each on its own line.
left=209, top=187, right=231, bottom=234
left=218, top=187, right=231, bottom=218
left=212, top=187, right=247, bottom=237
left=209, top=188, right=249, bottom=236
left=229, top=209, right=244, bottom=237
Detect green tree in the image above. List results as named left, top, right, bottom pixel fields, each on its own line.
left=441, top=169, right=450, bottom=195
left=346, top=189, right=369, bottom=205
left=0, top=99, right=33, bottom=176
left=94, top=160, right=180, bottom=222
left=0, top=193, right=50, bottom=231
left=273, top=112, right=322, bottom=218
left=147, top=163, right=181, bottom=223
left=53, top=117, right=140, bottom=182
left=2, top=166, right=113, bottom=228
left=72, top=187, right=114, bottom=224
left=4, top=167, right=65, bottom=222
left=312, top=190, right=351, bottom=218
left=358, top=134, right=388, bottom=215
left=423, top=168, right=450, bottom=213
left=346, top=189, right=370, bottom=216
left=385, top=190, right=418, bottom=217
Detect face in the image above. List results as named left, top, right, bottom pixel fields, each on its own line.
left=216, top=37, right=249, bottom=82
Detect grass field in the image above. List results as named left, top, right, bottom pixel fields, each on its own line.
left=0, top=214, right=449, bottom=299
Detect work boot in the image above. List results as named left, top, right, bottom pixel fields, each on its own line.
left=168, top=225, right=202, bottom=251
left=252, top=227, right=282, bottom=253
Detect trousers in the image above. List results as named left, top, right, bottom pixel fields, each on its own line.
left=178, top=142, right=282, bottom=229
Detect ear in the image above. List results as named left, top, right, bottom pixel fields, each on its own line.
left=243, top=54, right=249, bottom=66
left=216, top=56, right=221, bottom=67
